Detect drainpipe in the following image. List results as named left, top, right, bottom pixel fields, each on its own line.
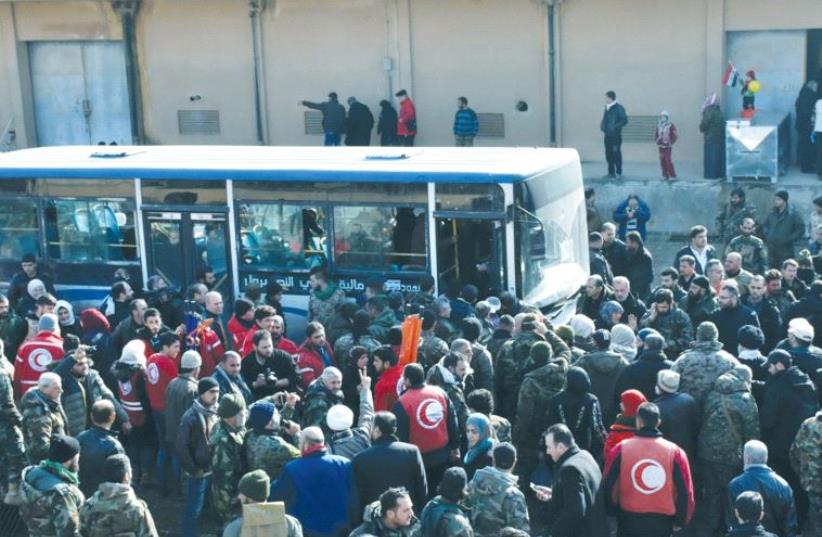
left=112, top=0, right=144, bottom=144
left=250, top=0, right=269, bottom=145
left=541, top=0, right=561, bottom=147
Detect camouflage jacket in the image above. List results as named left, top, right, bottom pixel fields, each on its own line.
left=308, top=284, right=347, bottom=327
left=301, top=380, right=344, bottom=430
left=350, top=501, right=420, bottom=537
left=672, top=340, right=738, bottom=407
left=697, top=370, right=760, bottom=466
left=419, top=331, right=449, bottom=370
left=0, top=365, right=21, bottom=428
left=419, top=496, right=474, bottom=537
left=790, top=410, right=822, bottom=493
left=677, top=293, right=719, bottom=330
left=79, top=482, right=158, bottom=537
left=513, top=357, right=568, bottom=449
left=727, top=234, right=768, bottom=275
left=20, top=463, right=85, bottom=537
left=466, top=466, right=529, bottom=537
left=21, top=388, right=67, bottom=465
left=223, top=512, right=303, bottom=537
left=716, top=203, right=757, bottom=244
left=640, top=307, right=694, bottom=357
left=210, top=421, right=247, bottom=521
left=489, top=414, right=512, bottom=444
left=333, top=333, right=381, bottom=363
left=244, top=429, right=300, bottom=482
left=494, top=331, right=544, bottom=420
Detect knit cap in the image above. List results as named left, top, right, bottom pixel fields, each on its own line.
left=248, top=401, right=278, bottom=431
left=775, top=189, right=789, bottom=202
left=620, top=389, right=647, bottom=418
left=233, top=298, right=254, bottom=318
left=326, top=404, right=354, bottom=432
left=737, top=325, right=764, bottom=350
left=692, top=275, right=710, bottom=291
left=637, top=328, right=660, bottom=342
left=217, top=393, right=245, bottom=419
left=530, top=341, right=552, bottom=362
left=197, top=377, right=219, bottom=395
left=238, top=470, right=270, bottom=502
left=49, top=434, right=80, bottom=463
left=656, top=370, right=680, bottom=394
left=439, top=467, right=468, bottom=501
left=554, top=325, right=574, bottom=344
left=696, top=321, right=719, bottom=342
left=181, top=350, right=202, bottom=369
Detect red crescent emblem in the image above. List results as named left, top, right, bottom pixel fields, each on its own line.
left=29, top=349, right=53, bottom=373
left=147, top=363, right=160, bottom=384
left=631, top=458, right=667, bottom=495
left=416, top=398, right=444, bottom=430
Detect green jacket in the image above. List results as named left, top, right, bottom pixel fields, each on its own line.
left=20, top=463, right=85, bottom=537
left=727, top=234, right=768, bottom=275
left=762, top=206, right=805, bottom=249
left=514, top=358, right=568, bottom=448
left=350, top=501, right=420, bottom=537
left=640, top=307, right=694, bottom=357
left=301, top=380, right=344, bottom=430
left=697, top=370, right=760, bottom=466
left=21, top=389, right=67, bottom=465
left=209, top=421, right=247, bottom=522
left=368, top=309, right=399, bottom=344
left=466, top=466, right=529, bottom=537
left=790, top=411, right=822, bottom=494
left=419, top=496, right=473, bottom=537
left=79, top=482, right=158, bottom=537
left=716, top=203, right=757, bottom=244
left=677, top=292, right=719, bottom=332
left=244, top=429, right=300, bottom=482
left=672, top=339, right=738, bottom=407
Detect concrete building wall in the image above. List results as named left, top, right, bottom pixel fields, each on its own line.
left=0, top=0, right=819, bottom=164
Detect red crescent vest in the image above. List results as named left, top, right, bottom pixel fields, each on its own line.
left=399, top=385, right=449, bottom=455
left=13, top=332, right=65, bottom=399
left=118, top=371, right=147, bottom=427
left=616, top=436, right=677, bottom=515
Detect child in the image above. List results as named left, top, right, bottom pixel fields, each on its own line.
left=655, top=110, right=678, bottom=181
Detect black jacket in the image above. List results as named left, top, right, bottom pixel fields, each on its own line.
left=345, top=102, right=375, bottom=146
left=617, top=293, right=648, bottom=325
left=710, top=304, right=760, bottom=353
left=728, top=465, right=798, bottom=537
left=351, top=436, right=428, bottom=513
left=760, top=367, right=817, bottom=455
left=743, top=297, right=783, bottom=353
left=377, top=103, right=398, bottom=145
left=653, top=391, right=699, bottom=462
left=624, top=247, right=654, bottom=301
left=614, top=350, right=673, bottom=403
left=176, top=399, right=218, bottom=476
left=546, top=368, right=606, bottom=455
left=548, top=446, right=607, bottom=537
left=673, top=245, right=718, bottom=275
left=725, top=524, right=778, bottom=537
left=600, top=102, right=628, bottom=138
left=602, top=238, right=629, bottom=277
left=76, top=425, right=125, bottom=497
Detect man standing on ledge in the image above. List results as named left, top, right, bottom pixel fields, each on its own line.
left=601, top=90, right=628, bottom=179
left=396, top=89, right=417, bottom=147
left=300, top=92, right=346, bottom=147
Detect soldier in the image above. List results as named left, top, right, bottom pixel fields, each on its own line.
left=727, top=217, right=768, bottom=275
left=494, top=313, right=546, bottom=421
left=308, top=267, right=346, bottom=327
left=302, top=366, right=345, bottom=430
left=513, top=341, right=568, bottom=485
left=79, top=454, right=158, bottom=537
left=0, top=339, right=25, bottom=505
left=677, top=276, right=719, bottom=330
left=671, top=321, right=738, bottom=406
left=21, top=371, right=67, bottom=465
left=466, top=442, right=529, bottom=537
left=210, top=394, right=247, bottom=524
left=350, top=487, right=421, bottom=537
left=222, top=470, right=303, bottom=537
left=433, top=298, right=459, bottom=345
left=640, top=289, right=695, bottom=359
left=419, top=467, right=474, bottom=537
left=20, top=434, right=85, bottom=537
left=790, top=409, right=822, bottom=536
left=418, top=311, right=449, bottom=370
left=717, top=188, right=757, bottom=246
left=697, top=366, right=760, bottom=537
left=244, top=398, right=301, bottom=482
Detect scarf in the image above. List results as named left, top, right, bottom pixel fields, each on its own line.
left=42, top=460, right=80, bottom=486
left=464, top=413, right=495, bottom=465
left=464, top=437, right=495, bottom=465
left=301, top=444, right=326, bottom=457
left=312, top=282, right=340, bottom=301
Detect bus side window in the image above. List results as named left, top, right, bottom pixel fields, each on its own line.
left=45, top=199, right=137, bottom=263
left=332, top=205, right=426, bottom=271
left=0, top=199, right=39, bottom=260
left=239, top=202, right=327, bottom=270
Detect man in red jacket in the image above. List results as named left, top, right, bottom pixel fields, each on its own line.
left=603, top=402, right=695, bottom=537
left=14, top=313, right=64, bottom=399
left=373, top=346, right=403, bottom=412
left=297, top=322, right=336, bottom=389
left=226, top=298, right=255, bottom=351
left=395, top=89, right=417, bottom=147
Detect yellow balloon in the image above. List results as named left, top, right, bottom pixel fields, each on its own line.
left=748, top=80, right=761, bottom=93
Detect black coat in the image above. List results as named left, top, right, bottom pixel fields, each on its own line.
left=653, top=391, right=699, bottom=462
left=547, top=446, right=607, bottom=537
left=345, top=102, right=375, bottom=146
left=377, top=104, right=398, bottom=146
left=743, top=297, right=783, bottom=353
left=600, top=103, right=628, bottom=138
left=352, top=436, right=428, bottom=513
left=759, top=367, right=817, bottom=455
left=625, top=247, right=654, bottom=301
left=613, top=350, right=673, bottom=403
left=76, top=425, right=125, bottom=497
left=709, top=304, right=760, bottom=353
left=602, top=238, right=629, bottom=277
left=725, top=523, right=778, bottom=537
left=673, top=244, right=718, bottom=275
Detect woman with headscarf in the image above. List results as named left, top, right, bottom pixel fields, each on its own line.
left=610, top=323, right=638, bottom=362
left=464, top=413, right=496, bottom=480
left=597, top=300, right=624, bottom=330
left=603, top=389, right=647, bottom=462
left=700, top=93, right=725, bottom=179
left=655, top=110, right=678, bottom=181
left=546, top=367, right=606, bottom=457
left=16, top=278, right=47, bottom=318
left=55, top=300, right=82, bottom=339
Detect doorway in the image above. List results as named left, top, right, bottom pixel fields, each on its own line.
left=808, top=29, right=822, bottom=82
left=29, top=41, right=132, bottom=146
left=143, top=211, right=233, bottom=307
left=435, top=217, right=505, bottom=298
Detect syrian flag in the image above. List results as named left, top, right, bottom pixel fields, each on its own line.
left=722, top=64, right=739, bottom=87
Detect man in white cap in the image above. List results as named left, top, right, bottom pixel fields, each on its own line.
left=165, top=350, right=202, bottom=462
left=653, top=369, right=698, bottom=462
left=782, top=317, right=822, bottom=397
left=327, top=369, right=373, bottom=459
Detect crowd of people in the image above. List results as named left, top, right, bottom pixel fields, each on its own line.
left=0, top=184, right=819, bottom=537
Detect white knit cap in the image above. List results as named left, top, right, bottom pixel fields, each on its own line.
left=180, top=350, right=202, bottom=369
left=788, top=318, right=814, bottom=343
left=120, top=339, right=146, bottom=366
left=569, top=314, right=595, bottom=339
left=326, top=404, right=354, bottom=432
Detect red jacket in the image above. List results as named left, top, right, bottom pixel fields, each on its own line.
left=14, top=331, right=64, bottom=399
left=118, top=369, right=148, bottom=427
left=196, top=328, right=223, bottom=377
left=604, top=420, right=636, bottom=463
left=297, top=341, right=336, bottom=389
left=374, top=364, right=404, bottom=412
left=396, top=385, right=450, bottom=455
left=227, top=315, right=254, bottom=351
left=397, top=99, right=417, bottom=136
left=145, top=352, right=179, bottom=412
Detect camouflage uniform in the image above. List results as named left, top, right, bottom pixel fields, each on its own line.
left=20, top=463, right=85, bottom=537
left=494, top=331, right=544, bottom=421
left=350, top=501, right=421, bottom=536
left=489, top=414, right=512, bottom=444
left=672, top=339, right=738, bottom=407
left=677, top=292, right=719, bottom=330
left=790, top=411, right=822, bottom=535
left=716, top=202, right=756, bottom=245
left=301, top=380, right=344, bottom=430
left=20, top=388, right=68, bottom=465
left=222, top=512, right=303, bottom=537
left=209, top=420, right=247, bottom=523
left=418, top=330, right=449, bottom=370
left=419, top=496, right=474, bottom=537
left=308, top=283, right=347, bottom=327
left=0, top=363, right=25, bottom=487
left=727, top=234, right=768, bottom=275
left=244, top=429, right=300, bottom=482
left=697, top=369, right=760, bottom=537
left=79, top=482, right=158, bottom=537
left=640, top=306, right=695, bottom=358
left=333, top=333, right=380, bottom=363
left=466, top=466, right=529, bottom=537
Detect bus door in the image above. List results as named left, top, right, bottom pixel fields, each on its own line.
left=434, top=217, right=505, bottom=297
left=143, top=211, right=233, bottom=307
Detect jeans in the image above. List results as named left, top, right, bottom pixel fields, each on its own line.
left=324, top=131, right=341, bottom=146
left=455, top=135, right=474, bottom=147
left=153, top=411, right=180, bottom=495
left=605, top=134, right=622, bottom=175
left=181, top=475, right=211, bottom=537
